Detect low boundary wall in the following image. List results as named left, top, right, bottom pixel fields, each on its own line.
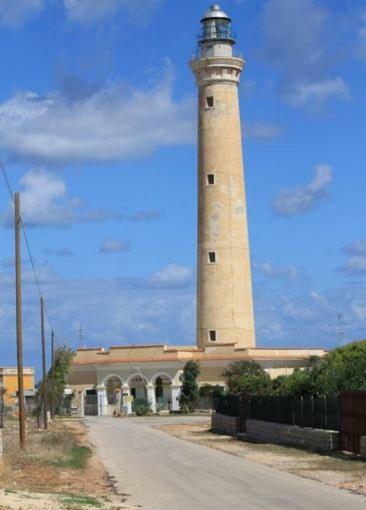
left=246, top=419, right=339, bottom=453
left=361, top=437, right=366, bottom=458
left=212, top=413, right=240, bottom=435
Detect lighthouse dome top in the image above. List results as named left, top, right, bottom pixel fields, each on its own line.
left=201, top=4, right=231, bottom=22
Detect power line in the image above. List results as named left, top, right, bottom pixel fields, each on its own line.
left=0, top=158, right=54, bottom=332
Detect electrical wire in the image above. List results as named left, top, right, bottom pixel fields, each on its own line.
left=0, top=158, right=54, bottom=333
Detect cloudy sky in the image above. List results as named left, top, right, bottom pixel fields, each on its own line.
left=0, top=0, right=365, bottom=375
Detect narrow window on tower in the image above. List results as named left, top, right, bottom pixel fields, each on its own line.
left=206, top=96, right=214, bottom=108
left=207, top=251, right=217, bottom=264
left=208, top=330, right=217, bottom=342
left=206, top=174, right=215, bottom=186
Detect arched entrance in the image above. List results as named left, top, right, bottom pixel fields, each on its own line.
left=152, top=373, right=173, bottom=412
left=106, top=376, right=122, bottom=405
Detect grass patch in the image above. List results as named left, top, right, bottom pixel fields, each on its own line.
left=4, top=425, right=91, bottom=470
left=59, top=493, right=102, bottom=507
left=50, top=445, right=92, bottom=469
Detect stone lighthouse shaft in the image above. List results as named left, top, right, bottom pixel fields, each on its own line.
left=190, top=4, right=256, bottom=349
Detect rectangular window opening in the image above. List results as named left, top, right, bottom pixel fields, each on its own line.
left=206, top=96, right=214, bottom=108
left=207, top=174, right=215, bottom=186
left=207, top=251, right=216, bottom=264
left=208, top=330, right=217, bottom=342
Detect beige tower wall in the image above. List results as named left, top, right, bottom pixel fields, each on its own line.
left=191, top=56, right=256, bottom=349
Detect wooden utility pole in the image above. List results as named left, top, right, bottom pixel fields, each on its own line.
left=40, top=297, right=48, bottom=429
left=15, top=192, right=26, bottom=449
left=51, top=330, right=55, bottom=419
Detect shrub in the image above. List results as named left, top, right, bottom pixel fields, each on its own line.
left=198, top=384, right=225, bottom=400
left=179, top=361, right=200, bottom=413
left=222, top=360, right=271, bottom=395
left=133, top=398, right=151, bottom=416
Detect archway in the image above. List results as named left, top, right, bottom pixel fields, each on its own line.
left=104, top=375, right=122, bottom=405
left=152, top=373, right=173, bottom=411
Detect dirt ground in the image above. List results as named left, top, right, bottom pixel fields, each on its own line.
left=157, top=419, right=366, bottom=497
left=0, top=419, right=138, bottom=510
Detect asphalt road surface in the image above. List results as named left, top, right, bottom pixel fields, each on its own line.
left=86, top=416, right=366, bottom=510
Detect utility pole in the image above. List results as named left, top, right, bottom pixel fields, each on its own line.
left=337, top=313, right=344, bottom=347
left=40, top=297, right=48, bottom=429
left=15, top=192, right=26, bottom=449
left=79, top=324, right=84, bottom=348
left=51, top=330, right=55, bottom=419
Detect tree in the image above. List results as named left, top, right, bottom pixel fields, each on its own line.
left=179, top=361, right=200, bottom=413
left=222, top=360, right=271, bottom=395
left=40, top=346, right=75, bottom=415
left=314, top=340, right=366, bottom=395
left=271, top=341, right=366, bottom=397
left=272, top=369, right=315, bottom=398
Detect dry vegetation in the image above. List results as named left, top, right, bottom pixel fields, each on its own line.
left=0, top=419, right=137, bottom=510
left=157, top=419, right=366, bottom=497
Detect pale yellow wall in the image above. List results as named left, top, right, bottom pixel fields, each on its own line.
left=0, top=373, right=35, bottom=406
left=191, top=56, right=255, bottom=350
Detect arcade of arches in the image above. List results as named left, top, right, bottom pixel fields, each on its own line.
left=83, top=371, right=181, bottom=416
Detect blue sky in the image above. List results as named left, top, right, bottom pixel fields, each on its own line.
left=0, top=0, right=365, bottom=374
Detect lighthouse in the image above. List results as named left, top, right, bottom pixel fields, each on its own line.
left=190, top=4, right=256, bottom=349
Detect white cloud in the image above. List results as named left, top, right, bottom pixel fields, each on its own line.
left=246, top=123, right=283, bottom=139
left=150, top=263, right=193, bottom=288
left=254, top=261, right=298, bottom=279
left=0, top=268, right=196, bottom=366
left=1, top=169, right=122, bottom=227
left=127, top=209, right=163, bottom=221
left=339, top=256, right=366, bottom=276
left=338, top=240, right=366, bottom=276
left=351, top=301, right=366, bottom=322
left=287, top=78, right=350, bottom=107
left=356, top=12, right=366, bottom=60
left=261, top=0, right=349, bottom=108
left=310, top=290, right=329, bottom=309
left=0, top=73, right=194, bottom=165
left=45, top=248, right=74, bottom=257
left=100, top=239, right=131, bottom=254
left=343, top=240, right=366, bottom=256
left=0, top=0, right=44, bottom=27
left=63, top=0, right=162, bottom=25
left=272, top=165, right=333, bottom=216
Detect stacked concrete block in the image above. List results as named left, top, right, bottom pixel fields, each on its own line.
left=360, top=436, right=366, bottom=458
left=211, top=413, right=240, bottom=435
left=246, top=419, right=339, bottom=453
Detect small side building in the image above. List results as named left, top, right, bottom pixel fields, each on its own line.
left=0, top=367, right=35, bottom=407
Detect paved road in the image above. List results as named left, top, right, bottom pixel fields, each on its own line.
left=86, top=416, right=366, bottom=510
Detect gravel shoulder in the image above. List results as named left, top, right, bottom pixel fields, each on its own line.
left=0, top=418, right=134, bottom=510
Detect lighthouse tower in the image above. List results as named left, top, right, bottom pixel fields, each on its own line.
left=190, top=5, right=256, bottom=349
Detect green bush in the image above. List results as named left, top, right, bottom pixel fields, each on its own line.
left=198, top=384, right=225, bottom=400
left=133, top=398, right=151, bottom=416
left=222, top=360, right=271, bottom=395
left=179, top=361, right=200, bottom=413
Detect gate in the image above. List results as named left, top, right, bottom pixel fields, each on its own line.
left=340, top=390, right=366, bottom=453
left=84, top=395, right=98, bottom=416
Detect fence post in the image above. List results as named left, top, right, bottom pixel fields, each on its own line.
left=291, top=399, right=295, bottom=425
left=311, top=396, right=314, bottom=428
left=0, top=430, right=3, bottom=464
left=324, top=396, right=327, bottom=430
left=300, top=396, right=304, bottom=427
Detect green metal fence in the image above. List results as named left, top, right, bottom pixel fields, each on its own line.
left=215, top=394, right=240, bottom=417
left=250, top=395, right=339, bottom=431
left=215, top=394, right=340, bottom=431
